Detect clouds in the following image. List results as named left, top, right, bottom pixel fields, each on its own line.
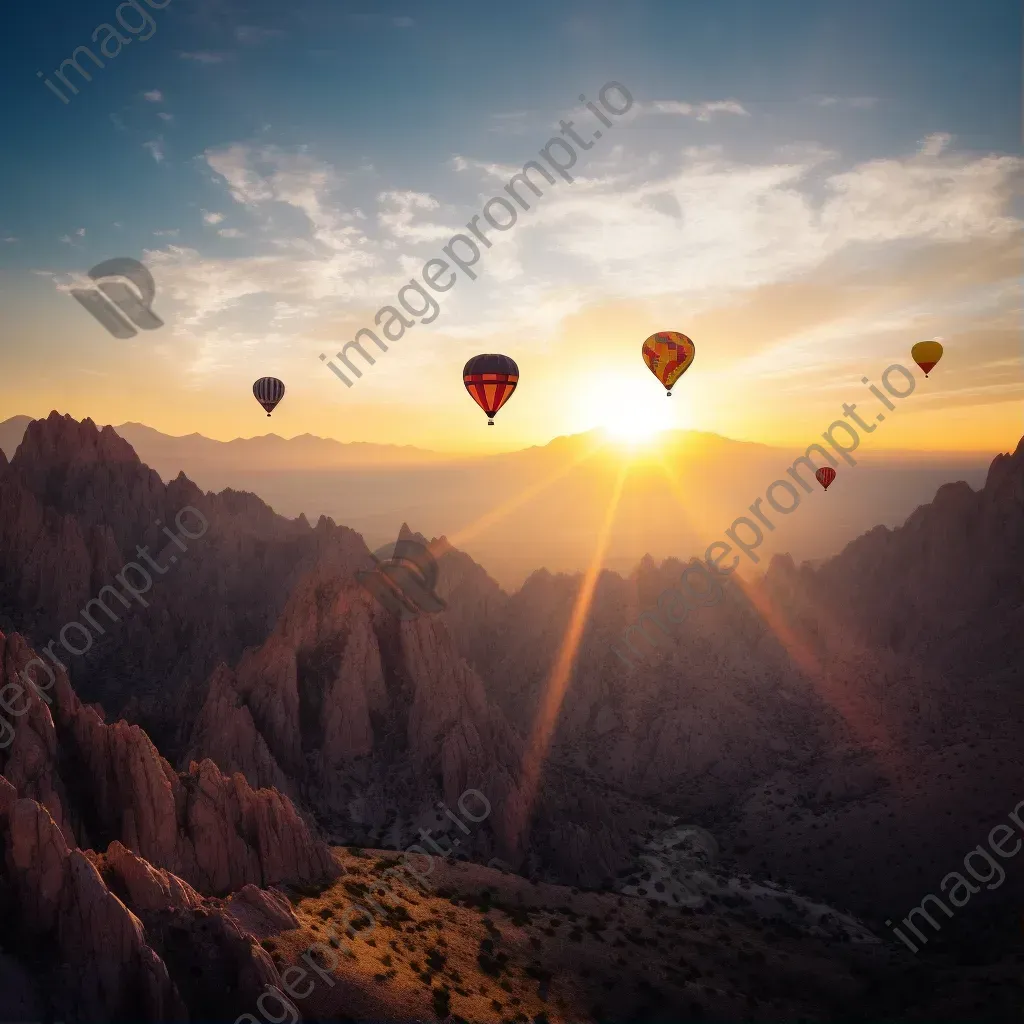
left=377, top=191, right=456, bottom=243
left=178, top=51, right=227, bottom=63
left=143, top=137, right=165, bottom=163
left=814, top=96, right=878, bottom=109
left=919, top=132, right=952, bottom=157
left=554, top=96, right=750, bottom=131
left=645, top=99, right=750, bottom=121
left=143, top=89, right=163, bottom=102
left=205, top=143, right=376, bottom=259
left=105, top=119, right=1019, bottom=414
left=235, top=25, right=285, bottom=44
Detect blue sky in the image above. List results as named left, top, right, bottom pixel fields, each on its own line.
left=0, top=0, right=1020, bottom=450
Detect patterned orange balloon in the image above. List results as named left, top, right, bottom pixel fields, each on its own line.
left=642, top=331, right=695, bottom=395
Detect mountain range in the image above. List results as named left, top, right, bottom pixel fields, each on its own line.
left=0, top=415, right=994, bottom=588
left=0, top=411, right=1020, bottom=1022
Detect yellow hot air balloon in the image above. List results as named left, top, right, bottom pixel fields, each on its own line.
left=642, top=331, right=695, bottom=395
left=911, top=341, right=943, bottom=378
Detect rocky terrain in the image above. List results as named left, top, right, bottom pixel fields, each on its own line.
left=0, top=413, right=1020, bottom=1020
left=0, top=627, right=338, bottom=1021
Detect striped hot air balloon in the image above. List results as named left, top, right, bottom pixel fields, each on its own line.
left=463, top=354, right=519, bottom=425
left=816, top=466, right=836, bottom=491
left=253, top=377, right=285, bottom=416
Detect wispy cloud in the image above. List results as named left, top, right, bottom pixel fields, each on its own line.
left=646, top=99, right=750, bottom=121
left=218, top=227, right=245, bottom=238
left=59, top=228, right=86, bottom=245
left=179, top=51, right=228, bottom=64
left=158, top=112, right=174, bottom=121
left=377, top=190, right=456, bottom=243
left=154, top=229, right=180, bottom=237
left=919, top=132, right=952, bottom=157
left=143, top=138, right=165, bottom=163
left=561, top=98, right=750, bottom=128
left=814, top=96, right=878, bottom=109
left=235, top=25, right=284, bottom=44
left=202, top=210, right=225, bottom=225
left=143, top=89, right=164, bottom=102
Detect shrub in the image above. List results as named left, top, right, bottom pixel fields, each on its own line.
left=432, top=987, right=451, bottom=1018
left=478, top=952, right=501, bottom=977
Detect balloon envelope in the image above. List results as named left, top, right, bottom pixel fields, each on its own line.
left=253, top=377, right=285, bottom=416
left=911, top=340, right=943, bottom=377
left=642, top=331, right=695, bottom=394
left=463, top=354, right=519, bottom=424
left=816, top=466, right=836, bottom=491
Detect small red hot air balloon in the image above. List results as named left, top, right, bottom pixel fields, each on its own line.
left=816, top=467, right=836, bottom=491
left=463, top=354, right=519, bottom=425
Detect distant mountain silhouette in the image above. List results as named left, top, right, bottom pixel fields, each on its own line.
left=0, top=415, right=446, bottom=469
left=0, top=415, right=995, bottom=588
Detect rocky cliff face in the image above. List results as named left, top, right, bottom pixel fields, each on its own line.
left=183, top=546, right=675, bottom=888
left=0, top=411, right=374, bottom=746
left=0, top=633, right=324, bottom=1022
left=762, top=435, right=1024, bottom=683
left=0, top=776, right=297, bottom=1023
left=184, top=565, right=532, bottom=864
left=0, top=629, right=338, bottom=895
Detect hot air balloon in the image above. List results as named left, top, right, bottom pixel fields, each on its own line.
left=253, top=377, right=285, bottom=416
left=642, top=331, right=695, bottom=395
left=463, top=354, right=519, bottom=425
left=911, top=341, right=943, bottom=378
left=816, top=467, right=836, bottom=491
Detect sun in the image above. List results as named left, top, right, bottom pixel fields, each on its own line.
left=577, top=373, right=686, bottom=447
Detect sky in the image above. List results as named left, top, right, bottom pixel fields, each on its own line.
left=0, top=0, right=1020, bottom=454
